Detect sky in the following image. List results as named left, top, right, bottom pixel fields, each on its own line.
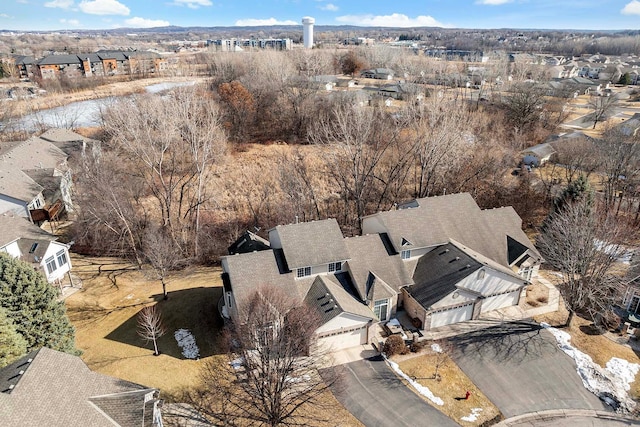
left=2, top=0, right=640, bottom=32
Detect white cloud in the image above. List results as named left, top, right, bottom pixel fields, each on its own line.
left=622, top=0, right=640, bottom=15
left=320, top=3, right=338, bottom=11
left=60, top=18, right=81, bottom=26
left=476, top=0, right=512, bottom=4
left=44, top=0, right=74, bottom=9
left=335, top=13, right=447, bottom=28
left=234, top=17, right=298, bottom=26
left=171, top=0, right=212, bottom=8
left=0, top=13, right=13, bottom=18
left=79, top=0, right=129, bottom=15
left=124, top=16, right=170, bottom=27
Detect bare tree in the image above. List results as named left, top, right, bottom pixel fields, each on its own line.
left=589, top=95, right=619, bottom=129
left=142, top=226, right=186, bottom=300
left=309, top=102, right=403, bottom=234
left=186, top=286, right=336, bottom=426
left=137, top=305, right=167, bottom=356
left=598, top=129, right=640, bottom=215
left=537, top=195, right=631, bottom=327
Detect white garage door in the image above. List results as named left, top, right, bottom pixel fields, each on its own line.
left=430, top=304, right=473, bottom=329
left=318, top=325, right=368, bottom=351
left=481, top=290, right=521, bottom=313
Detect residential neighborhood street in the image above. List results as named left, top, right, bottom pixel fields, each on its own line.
left=321, top=355, right=459, bottom=427
left=450, top=322, right=609, bottom=418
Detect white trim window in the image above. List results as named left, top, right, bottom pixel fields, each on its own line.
left=401, top=250, right=411, bottom=260
left=373, top=299, right=389, bottom=322
left=45, top=256, right=57, bottom=275
left=296, top=266, right=312, bottom=278
left=56, top=249, right=68, bottom=267
left=519, top=265, right=533, bottom=281
left=328, top=261, right=342, bottom=272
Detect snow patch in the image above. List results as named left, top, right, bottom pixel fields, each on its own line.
left=541, top=322, right=637, bottom=412
left=174, top=329, right=200, bottom=359
left=431, top=343, right=443, bottom=353
left=384, top=357, right=444, bottom=406
left=461, top=407, right=483, bottom=422
left=230, top=357, right=244, bottom=370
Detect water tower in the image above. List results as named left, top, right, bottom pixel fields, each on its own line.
left=302, top=16, right=315, bottom=48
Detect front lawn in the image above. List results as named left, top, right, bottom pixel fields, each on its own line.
left=396, top=351, right=502, bottom=426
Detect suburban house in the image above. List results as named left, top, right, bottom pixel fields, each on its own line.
left=361, top=68, right=395, bottom=80
left=522, top=142, right=556, bottom=167
left=0, top=214, right=72, bottom=284
left=221, top=193, right=542, bottom=351
left=0, top=347, right=162, bottom=427
left=0, top=135, right=72, bottom=222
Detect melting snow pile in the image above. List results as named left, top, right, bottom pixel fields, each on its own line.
left=385, top=357, right=444, bottom=406
left=174, top=329, right=200, bottom=359
left=461, top=408, right=483, bottom=422
left=541, top=323, right=638, bottom=412
left=431, top=343, right=443, bottom=353
left=230, top=357, right=244, bottom=370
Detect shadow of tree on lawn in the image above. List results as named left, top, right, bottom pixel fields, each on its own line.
left=105, top=286, right=225, bottom=359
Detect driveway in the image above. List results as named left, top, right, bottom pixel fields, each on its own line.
left=449, top=321, right=609, bottom=419
left=320, top=355, right=458, bottom=427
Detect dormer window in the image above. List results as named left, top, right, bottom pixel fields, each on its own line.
left=401, top=249, right=411, bottom=260
left=296, top=266, right=312, bottom=278
left=328, top=262, right=342, bottom=272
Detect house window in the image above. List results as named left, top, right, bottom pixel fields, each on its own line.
left=45, top=256, right=57, bottom=275
left=56, top=250, right=68, bottom=267
left=401, top=250, right=411, bottom=260
left=373, top=299, right=389, bottom=322
left=296, top=266, right=312, bottom=278
left=29, top=243, right=39, bottom=254
left=328, top=262, right=342, bottom=272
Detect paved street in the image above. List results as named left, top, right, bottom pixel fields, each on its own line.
left=449, top=321, right=609, bottom=419
left=321, top=355, right=458, bottom=427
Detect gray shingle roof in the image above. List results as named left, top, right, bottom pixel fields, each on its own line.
left=363, top=193, right=541, bottom=269
left=522, top=142, right=556, bottom=159
left=0, top=166, right=43, bottom=203
left=0, top=136, right=67, bottom=171
left=343, top=234, right=412, bottom=300
left=271, top=219, right=349, bottom=270
left=408, top=243, right=482, bottom=309
left=37, top=54, right=83, bottom=66
left=305, top=275, right=375, bottom=324
left=0, top=348, right=158, bottom=427
left=0, top=214, right=56, bottom=248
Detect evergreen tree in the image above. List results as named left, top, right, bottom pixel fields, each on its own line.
left=553, top=174, right=593, bottom=213
left=619, top=72, right=632, bottom=86
left=0, top=253, right=76, bottom=354
left=0, top=306, right=27, bottom=368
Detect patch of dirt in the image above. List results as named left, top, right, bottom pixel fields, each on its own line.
left=522, top=281, right=549, bottom=309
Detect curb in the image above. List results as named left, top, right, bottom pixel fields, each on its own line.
left=495, top=409, right=640, bottom=426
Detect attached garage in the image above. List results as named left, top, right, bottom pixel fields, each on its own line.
left=480, top=289, right=521, bottom=314
left=430, top=303, right=474, bottom=329
left=317, top=324, right=368, bottom=351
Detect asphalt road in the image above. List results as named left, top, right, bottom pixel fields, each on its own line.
left=449, top=321, right=609, bottom=419
left=321, top=355, right=459, bottom=427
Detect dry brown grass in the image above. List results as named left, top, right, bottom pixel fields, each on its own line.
left=65, top=254, right=364, bottom=426
left=397, top=353, right=502, bottom=426
left=65, top=255, right=224, bottom=398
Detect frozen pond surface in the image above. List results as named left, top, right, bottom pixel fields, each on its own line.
left=9, top=80, right=196, bottom=130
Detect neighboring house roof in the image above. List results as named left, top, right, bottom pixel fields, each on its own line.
left=408, top=242, right=482, bottom=309
left=522, top=142, right=556, bottom=159
left=13, top=55, right=35, bottom=65
left=37, top=54, right=83, bottom=66
left=271, top=219, right=350, bottom=269
left=39, top=128, right=99, bottom=156
left=0, top=165, right=44, bottom=203
left=95, top=50, right=129, bottom=61
left=0, top=348, right=159, bottom=427
left=228, top=230, right=270, bottom=255
left=0, top=136, right=67, bottom=171
left=0, top=215, right=61, bottom=265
